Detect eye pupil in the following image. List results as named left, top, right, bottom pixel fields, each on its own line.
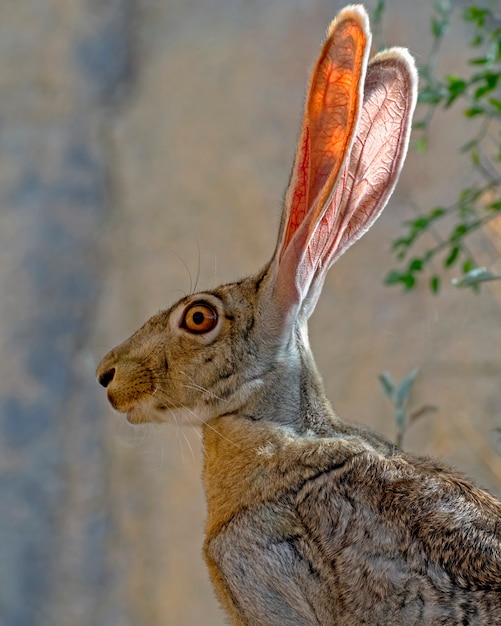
left=193, top=311, right=205, bottom=325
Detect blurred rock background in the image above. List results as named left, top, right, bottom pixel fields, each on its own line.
left=1, top=1, right=500, bottom=625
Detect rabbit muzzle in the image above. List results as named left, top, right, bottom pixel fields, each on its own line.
left=96, top=347, right=157, bottom=421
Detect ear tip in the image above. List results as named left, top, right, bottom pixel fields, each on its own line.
left=371, top=47, right=419, bottom=94
left=326, top=4, right=370, bottom=39
left=374, top=47, right=417, bottom=69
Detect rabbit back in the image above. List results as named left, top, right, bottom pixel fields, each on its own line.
left=203, top=416, right=501, bottom=626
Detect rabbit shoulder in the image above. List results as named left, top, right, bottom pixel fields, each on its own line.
left=203, top=417, right=501, bottom=626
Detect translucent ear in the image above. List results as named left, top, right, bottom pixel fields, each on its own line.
left=300, top=47, right=418, bottom=318
left=267, top=5, right=371, bottom=322
left=265, top=35, right=417, bottom=327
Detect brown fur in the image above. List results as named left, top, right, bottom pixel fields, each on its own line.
left=97, top=5, right=501, bottom=625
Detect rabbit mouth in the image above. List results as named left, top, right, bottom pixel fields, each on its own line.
left=126, top=406, right=151, bottom=424
left=121, top=397, right=171, bottom=424
left=126, top=403, right=165, bottom=424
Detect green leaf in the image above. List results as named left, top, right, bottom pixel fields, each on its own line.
left=463, top=258, right=475, bottom=274
left=459, top=187, right=482, bottom=204
left=418, top=86, right=444, bottom=105
left=470, top=33, right=484, bottom=47
left=392, top=237, right=412, bottom=251
left=413, top=137, right=428, bottom=153
left=463, top=6, right=490, bottom=27
left=430, top=207, right=446, bottom=219
left=409, top=258, right=424, bottom=272
left=464, top=105, right=484, bottom=117
left=469, top=56, right=489, bottom=65
left=402, top=274, right=416, bottom=290
left=431, top=14, right=449, bottom=39
left=385, top=266, right=421, bottom=291
left=488, top=200, right=501, bottom=211
left=412, top=119, right=427, bottom=130
left=395, top=407, right=405, bottom=431
left=471, top=148, right=480, bottom=166
left=445, top=76, right=468, bottom=106
left=378, top=372, right=395, bottom=398
left=445, top=245, right=460, bottom=267
left=372, top=0, right=386, bottom=24
left=411, top=216, right=430, bottom=231
left=384, top=270, right=404, bottom=285
left=430, top=275, right=441, bottom=294
left=474, top=73, right=500, bottom=100
left=395, top=368, right=420, bottom=408
left=488, top=97, right=501, bottom=112
left=450, top=223, right=469, bottom=240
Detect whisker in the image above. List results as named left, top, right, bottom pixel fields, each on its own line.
left=171, top=250, right=193, bottom=295
left=181, top=383, right=224, bottom=401
left=179, top=371, right=226, bottom=402
left=133, top=375, right=240, bottom=450
left=145, top=380, right=226, bottom=407
left=180, top=429, right=196, bottom=462
left=145, top=423, right=165, bottom=471
left=161, top=394, right=241, bottom=450
left=171, top=410, right=187, bottom=467
left=134, top=423, right=149, bottom=446
left=192, top=227, right=201, bottom=294
left=159, top=425, right=166, bottom=468
left=201, top=416, right=241, bottom=449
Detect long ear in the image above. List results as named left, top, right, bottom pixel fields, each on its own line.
left=263, top=5, right=371, bottom=328
left=264, top=9, right=417, bottom=328
left=300, top=47, right=418, bottom=318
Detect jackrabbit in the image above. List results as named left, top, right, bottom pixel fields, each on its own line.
left=97, top=5, right=501, bottom=625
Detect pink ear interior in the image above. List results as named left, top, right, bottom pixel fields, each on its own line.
left=310, top=49, right=418, bottom=285
left=263, top=7, right=417, bottom=329
left=279, top=10, right=370, bottom=261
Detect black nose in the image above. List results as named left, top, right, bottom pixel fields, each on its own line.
left=98, top=367, right=116, bottom=388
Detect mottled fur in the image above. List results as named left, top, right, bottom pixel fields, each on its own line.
left=97, top=5, right=501, bottom=625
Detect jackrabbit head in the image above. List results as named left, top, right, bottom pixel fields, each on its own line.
left=96, top=5, right=417, bottom=434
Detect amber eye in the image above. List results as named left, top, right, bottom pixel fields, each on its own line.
left=181, top=302, right=218, bottom=334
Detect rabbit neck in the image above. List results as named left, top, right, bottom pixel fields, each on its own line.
left=202, top=409, right=368, bottom=540
left=202, top=321, right=395, bottom=538
left=248, top=321, right=340, bottom=435
left=201, top=322, right=337, bottom=531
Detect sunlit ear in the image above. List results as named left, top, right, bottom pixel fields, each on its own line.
left=300, top=47, right=418, bottom=318
left=265, top=5, right=371, bottom=327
